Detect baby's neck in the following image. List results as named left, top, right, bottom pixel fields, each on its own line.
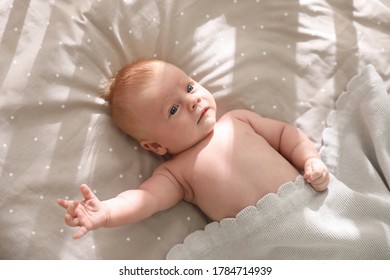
left=170, top=129, right=215, bottom=159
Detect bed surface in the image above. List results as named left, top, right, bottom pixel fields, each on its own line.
left=1, top=0, right=389, bottom=259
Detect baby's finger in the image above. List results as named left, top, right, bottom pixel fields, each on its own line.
left=80, top=184, right=97, bottom=201
left=311, top=170, right=323, bottom=181
left=57, top=198, right=69, bottom=209
left=67, top=200, right=80, bottom=217
left=304, top=163, right=313, bottom=176
left=72, top=226, right=88, bottom=239
left=311, top=164, right=327, bottom=179
left=311, top=172, right=329, bottom=191
left=64, top=213, right=80, bottom=227
left=312, top=181, right=328, bottom=192
left=304, top=173, right=313, bottom=183
left=305, top=169, right=322, bottom=182
left=311, top=175, right=326, bottom=187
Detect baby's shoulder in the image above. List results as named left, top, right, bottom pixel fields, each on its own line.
left=152, top=160, right=181, bottom=183
left=219, top=109, right=260, bottom=123
left=154, top=150, right=191, bottom=176
left=221, top=109, right=249, bottom=118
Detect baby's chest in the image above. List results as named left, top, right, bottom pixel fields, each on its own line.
left=180, top=129, right=271, bottom=188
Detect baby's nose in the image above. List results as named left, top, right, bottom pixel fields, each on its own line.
left=189, top=96, right=201, bottom=111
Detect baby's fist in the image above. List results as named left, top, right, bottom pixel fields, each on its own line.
left=304, top=157, right=329, bottom=191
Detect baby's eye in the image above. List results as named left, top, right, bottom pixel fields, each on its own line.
left=187, top=84, right=194, bottom=93
left=169, top=105, right=179, bottom=116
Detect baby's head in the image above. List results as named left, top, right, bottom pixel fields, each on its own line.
left=103, top=59, right=217, bottom=155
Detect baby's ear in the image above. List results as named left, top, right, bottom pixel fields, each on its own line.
left=140, top=140, right=168, bottom=156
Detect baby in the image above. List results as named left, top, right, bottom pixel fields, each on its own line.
left=57, top=59, right=329, bottom=239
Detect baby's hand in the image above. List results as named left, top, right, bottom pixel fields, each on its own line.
left=304, top=157, right=329, bottom=191
left=57, top=184, right=108, bottom=239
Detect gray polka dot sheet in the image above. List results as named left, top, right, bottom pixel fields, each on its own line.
left=0, top=0, right=389, bottom=259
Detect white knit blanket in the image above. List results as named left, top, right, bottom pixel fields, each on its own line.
left=167, top=65, right=390, bottom=259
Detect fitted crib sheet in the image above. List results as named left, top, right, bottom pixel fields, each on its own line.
left=0, top=0, right=389, bottom=259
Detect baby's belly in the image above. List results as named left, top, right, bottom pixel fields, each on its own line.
left=182, top=126, right=302, bottom=221
left=190, top=158, right=300, bottom=221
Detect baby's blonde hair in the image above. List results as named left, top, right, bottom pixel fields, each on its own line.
left=102, top=59, right=161, bottom=139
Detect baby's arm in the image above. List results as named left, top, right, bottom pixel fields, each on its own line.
left=234, top=109, right=329, bottom=191
left=105, top=171, right=183, bottom=227
left=57, top=170, right=183, bottom=239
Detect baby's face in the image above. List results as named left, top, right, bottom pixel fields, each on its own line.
left=137, top=62, right=217, bottom=155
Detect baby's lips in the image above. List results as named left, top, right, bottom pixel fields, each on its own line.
left=197, top=107, right=209, bottom=124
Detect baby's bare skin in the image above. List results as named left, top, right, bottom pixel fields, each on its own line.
left=156, top=111, right=301, bottom=221
left=57, top=60, right=329, bottom=239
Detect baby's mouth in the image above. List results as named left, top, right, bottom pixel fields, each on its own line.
left=197, top=107, right=209, bottom=124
